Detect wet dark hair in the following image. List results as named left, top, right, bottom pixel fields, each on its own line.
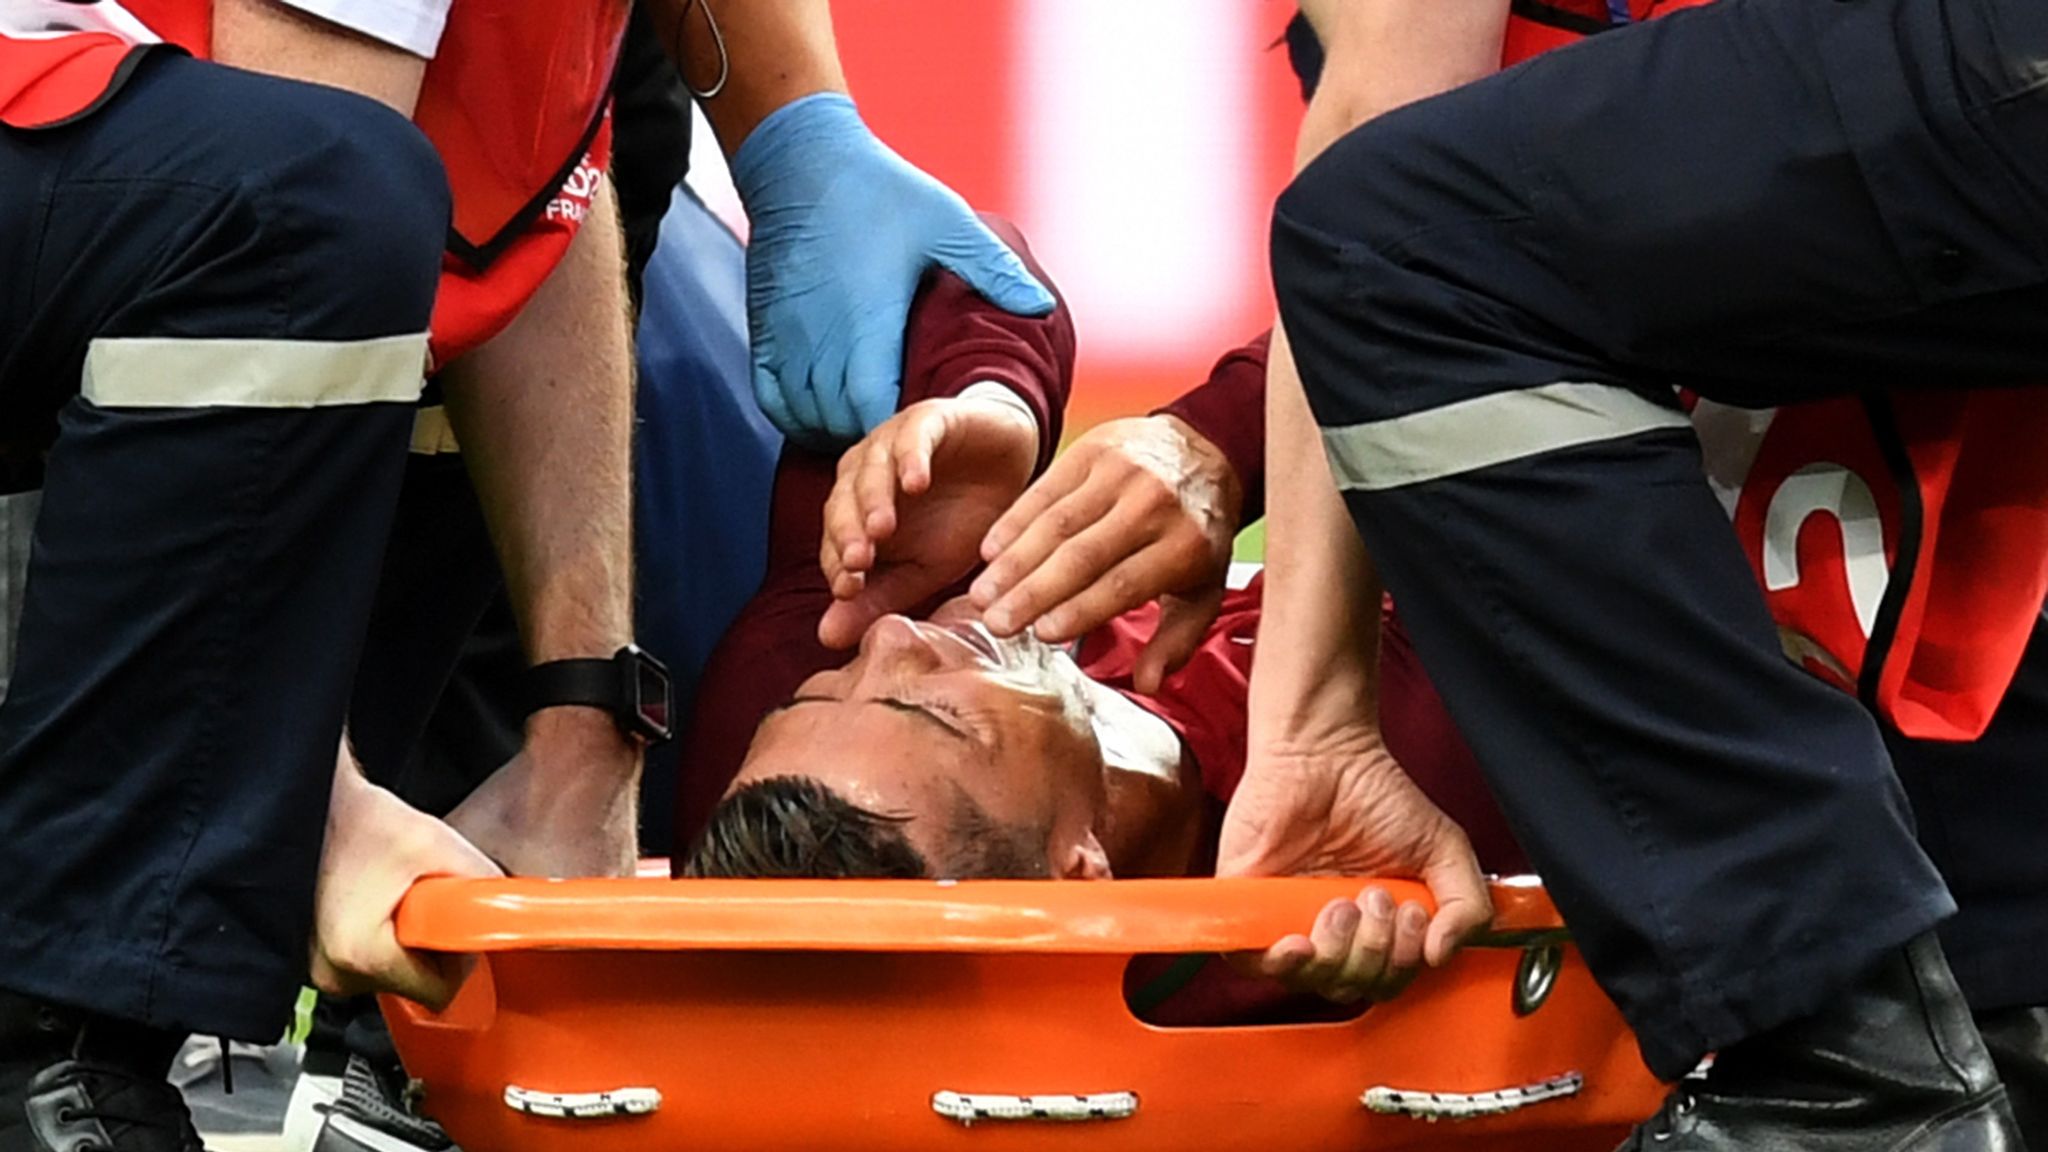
left=682, top=775, right=1051, bottom=880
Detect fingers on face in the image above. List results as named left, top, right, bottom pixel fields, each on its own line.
left=973, top=470, right=1117, bottom=614
left=979, top=475, right=1219, bottom=641
left=1013, top=539, right=1193, bottom=644
left=897, top=406, right=945, bottom=495
left=981, top=449, right=1087, bottom=562
left=818, top=599, right=868, bottom=649
left=823, top=466, right=873, bottom=588
left=976, top=488, right=1154, bottom=634
left=853, top=435, right=902, bottom=539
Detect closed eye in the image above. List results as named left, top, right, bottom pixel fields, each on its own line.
left=779, top=694, right=978, bottom=744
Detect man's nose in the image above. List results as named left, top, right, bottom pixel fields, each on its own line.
left=854, top=615, right=944, bottom=676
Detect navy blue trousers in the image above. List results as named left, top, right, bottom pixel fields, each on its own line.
left=0, top=53, right=447, bottom=1040
left=1274, top=0, right=2048, bottom=1078
left=1891, top=608, right=2048, bottom=1017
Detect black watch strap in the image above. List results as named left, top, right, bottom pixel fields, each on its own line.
left=518, top=658, right=620, bottom=716
left=519, top=646, right=674, bottom=744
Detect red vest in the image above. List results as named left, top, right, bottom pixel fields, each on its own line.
left=0, top=0, right=629, bottom=365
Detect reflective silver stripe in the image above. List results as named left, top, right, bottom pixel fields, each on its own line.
left=409, top=406, right=462, bottom=455
left=0, top=490, right=38, bottom=705
left=1321, top=381, right=1691, bottom=492
left=82, top=334, right=428, bottom=409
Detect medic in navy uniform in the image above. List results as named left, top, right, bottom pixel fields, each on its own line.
left=1252, top=0, right=2048, bottom=1147
left=0, top=2, right=1051, bottom=1149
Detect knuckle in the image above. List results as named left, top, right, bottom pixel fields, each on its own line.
left=1105, top=568, right=1140, bottom=602
left=1048, top=505, right=1090, bottom=537
left=1069, top=539, right=1115, bottom=575
left=1166, top=532, right=1209, bottom=569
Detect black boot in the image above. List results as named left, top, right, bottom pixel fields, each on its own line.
left=1622, top=932, right=2021, bottom=1150
left=1977, top=1005, right=2048, bottom=1152
left=0, top=989, right=205, bottom=1152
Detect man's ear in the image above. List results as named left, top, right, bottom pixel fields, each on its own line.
left=1059, top=831, right=1112, bottom=880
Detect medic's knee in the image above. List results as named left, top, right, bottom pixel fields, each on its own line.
left=229, top=73, right=450, bottom=337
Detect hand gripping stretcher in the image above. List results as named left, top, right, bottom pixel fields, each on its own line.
left=384, top=875, right=1662, bottom=1151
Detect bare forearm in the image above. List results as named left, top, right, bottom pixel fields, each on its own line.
left=649, top=0, right=848, bottom=155
left=1249, top=327, right=1383, bottom=737
left=442, top=186, right=635, bottom=678
left=1251, top=0, right=1508, bottom=737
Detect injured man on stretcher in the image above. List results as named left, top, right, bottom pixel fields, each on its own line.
left=674, top=219, right=1523, bottom=1013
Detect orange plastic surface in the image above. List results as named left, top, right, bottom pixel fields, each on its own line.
left=386, top=876, right=1662, bottom=1152
left=395, top=875, right=1565, bottom=955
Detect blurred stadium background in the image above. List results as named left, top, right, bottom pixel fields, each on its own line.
left=688, top=0, right=1307, bottom=434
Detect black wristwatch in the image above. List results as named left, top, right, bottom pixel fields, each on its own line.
left=518, top=644, right=674, bottom=745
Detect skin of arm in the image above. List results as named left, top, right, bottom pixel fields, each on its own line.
left=1247, top=326, right=1382, bottom=753
left=1221, top=1, right=1511, bottom=994
left=647, top=0, right=847, bottom=156
left=212, top=0, right=427, bottom=115
left=224, top=0, right=647, bottom=875
left=1252, top=0, right=1511, bottom=753
left=438, top=182, right=644, bottom=878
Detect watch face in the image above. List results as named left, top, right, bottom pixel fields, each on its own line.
left=634, top=652, right=673, bottom=739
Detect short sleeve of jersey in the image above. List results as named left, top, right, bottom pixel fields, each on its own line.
left=278, top=0, right=452, bottom=58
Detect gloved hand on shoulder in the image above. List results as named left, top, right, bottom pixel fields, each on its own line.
left=733, top=92, right=1055, bottom=446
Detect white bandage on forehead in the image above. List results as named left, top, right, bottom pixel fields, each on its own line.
left=1320, top=381, right=1692, bottom=492
left=81, top=334, right=429, bottom=409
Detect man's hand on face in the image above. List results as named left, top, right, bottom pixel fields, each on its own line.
left=1217, top=725, right=1492, bottom=1004
left=311, top=759, right=501, bottom=1007
left=445, top=710, right=641, bottom=878
left=971, top=415, right=1242, bottom=693
left=817, top=394, right=1040, bottom=649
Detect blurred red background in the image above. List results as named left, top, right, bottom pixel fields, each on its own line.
left=695, top=1, right=1307, bottom=434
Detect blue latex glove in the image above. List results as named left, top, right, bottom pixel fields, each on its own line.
left=732, top=92, right=1057, bottom=445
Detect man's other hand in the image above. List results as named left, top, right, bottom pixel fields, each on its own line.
left=972, top=415, right=1242, bottom=693
left=1218, top=726, right=1492, bottom=1002
left=818, top=394, right=1039, bottom=649
left=312, top=762, right=501, bottom=1008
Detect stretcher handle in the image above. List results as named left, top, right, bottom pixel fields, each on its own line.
left=394, top=875, right=1561, bottom=954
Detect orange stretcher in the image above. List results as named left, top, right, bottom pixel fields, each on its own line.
left=385, top=875, right=1663, bottom=1151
